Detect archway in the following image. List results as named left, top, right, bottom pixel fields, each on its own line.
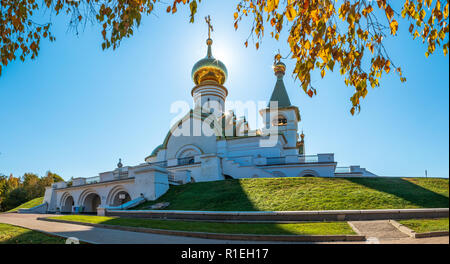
left=106, top=186, right=132, bottom=207
left=298, top=170, right=320, bottom=177
left=176, top=145, right=202, bottom=159
left=110, top=191, right=131, bottom=207
left=82, top=193, right=101, bottom=213
left=60, top=193, right=74, bottom=213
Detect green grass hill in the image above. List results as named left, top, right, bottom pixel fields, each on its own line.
left=7, top=197, right=44, bottom=213
left=134, top=177, right=449, bottom=211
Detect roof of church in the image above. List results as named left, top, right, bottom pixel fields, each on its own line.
left=268, top=61, right=292, bottom=108
left=150, top=144, right=163, bottom=157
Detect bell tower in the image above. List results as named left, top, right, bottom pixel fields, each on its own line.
left=260, top=61, right=301, bottom=154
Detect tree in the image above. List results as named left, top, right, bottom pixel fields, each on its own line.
left=3, top=187, right=28, bottom=210
left=0, top=0, right=448, bottom=114
left=0, top=171, right=63, bottom=211
left=22, top=173, right=41, bottom=199
left=37, top=171, right=63, bottom=196
left=6, top=174, right=19, bottom=191
left=0, top=174, right=7, bottom=210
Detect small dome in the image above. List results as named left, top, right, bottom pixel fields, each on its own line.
left=273, top=61, right=286, bottom=77
left=192, top=38, right=228, bottom=85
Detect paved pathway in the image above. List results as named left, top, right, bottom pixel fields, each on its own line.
left=349, top=220, right=449, bottom=244
left=0, top=213, right=259, bottom=244
left=1, top=213, right=447, bottom=244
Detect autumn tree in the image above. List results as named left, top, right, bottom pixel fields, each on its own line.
left=1, top=0, right=448, bottom=114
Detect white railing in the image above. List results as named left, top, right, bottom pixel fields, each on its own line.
left=85, top=176, right=100, bottom=184
left=298, top=155, right=319, bottom=163
left=335, top=167, right=351, bottom=173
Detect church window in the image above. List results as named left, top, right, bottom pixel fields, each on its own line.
left=272, top=115, right=287, bottom=126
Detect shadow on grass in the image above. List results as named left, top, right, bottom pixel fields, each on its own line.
left=134, top=179, right=258, bottom=211
left=0, top=223, right=65, bottom=244
left=54, top=216, right=355, bottom=236
left=347, top=178, right=449, bottom=209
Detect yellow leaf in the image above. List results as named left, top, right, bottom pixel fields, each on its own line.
left=390, top=20, right=398, bottom=35
left=286, top=5, right=297, bottom=21
left=304, top=39, right=311, bottom=50
left=385, top=5, right=394, bottom=21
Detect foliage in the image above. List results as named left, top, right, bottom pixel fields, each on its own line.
left=0, top=170, right=63, bottom=211
left=7, top=196, right=43, bottom=212
left=230, top=0, right=449, bottom=114
left=1, top=1, right=448, bottom=114
left=2, top=187, right=28, bottom=210
left=133, top=177, right=449, bottom=211
left=49, top=215, right=356, bottom=235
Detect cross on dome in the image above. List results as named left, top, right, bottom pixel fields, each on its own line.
left=191, top=15, right=228, bottom=85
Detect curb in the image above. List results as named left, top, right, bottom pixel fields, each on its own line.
left=347, top=222, right=364, bottom=236
left=105, top=208, right=449, bottom=222
left=37, top=217, right=366, bottom=242
left=388, top=220, right=449, bottom=239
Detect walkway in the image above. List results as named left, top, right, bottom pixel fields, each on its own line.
left=0, top=213, right=447, bottom=244
left=0, top=213, right=259, bottom=244
left=349, top=220, right=449, bottom=244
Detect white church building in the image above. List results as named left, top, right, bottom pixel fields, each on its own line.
left=40, top=31, right=376, bottom=215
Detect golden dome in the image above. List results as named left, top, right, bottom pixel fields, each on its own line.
left=191, top=38, right=228, bottom=85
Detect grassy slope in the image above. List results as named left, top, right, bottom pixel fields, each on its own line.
left=134, top=177, right=449, bottom=211
left=7, top=197, right=44, bottom=212
left=48, top=215, right=355, bottom=235
left=399, top=218, right=449, bottom=233
left=0, top=223, right=64, bottom=244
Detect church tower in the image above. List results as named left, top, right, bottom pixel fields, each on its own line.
left=260, top=61, right=301, bottom=155
left=191, top=16, right=228, bottom=116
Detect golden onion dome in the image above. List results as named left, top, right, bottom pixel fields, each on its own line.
left=273, top=61, right=286, bottom=76
left=191, top=38, right=228, bottom=85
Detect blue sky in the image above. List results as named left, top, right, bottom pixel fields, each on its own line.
left=0, top=1, right=448, bottom=180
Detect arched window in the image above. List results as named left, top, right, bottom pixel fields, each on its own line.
left=272, top=115, right=287, bottom=126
